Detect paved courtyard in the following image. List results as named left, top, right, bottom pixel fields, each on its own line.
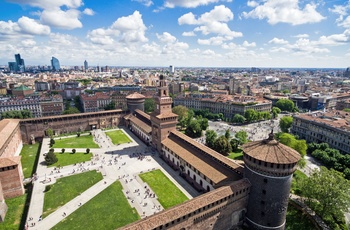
left=26, top=128, right=199, bottom=230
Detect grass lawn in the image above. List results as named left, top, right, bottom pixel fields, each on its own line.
left=105, top=130, right=131, bottom=145
left=139, top=169, right=188, bottom=209
left=291, top=170, right=307, bottom=195
left=49, top=152, right=92, bottom=168
left=0, top=194, right=27, bottom=230
left=286, top=204, right=315, bottom=230
left=52, top=181, right=139, bottom=230
left=43, top=170, right=103, bottom=218
left=20, top=143, right=41, bottom=178
left=228, top=151, right=243, bottom=160
left=53, top=135, right=99, bottom=149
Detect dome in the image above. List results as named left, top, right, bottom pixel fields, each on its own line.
left=126, top=92, right=145, bottom=100
left=242, top=133, right=301, bottom=165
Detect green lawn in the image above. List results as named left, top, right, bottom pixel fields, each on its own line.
left=53, top=135, right=99, bottom=148
left=52, top=181, right=139, bottom=230
left=49, top=152, right=92, bottom=168
left=227, top=151, right=243, bottom=160
left=20, top=143, right=41, bottom=178
left=43, top=170, right=103, bottom=218
left=139, top=169, right=188, bottom=209
left=105, top=130, right=131, bottom=145
left=0, top=194, right=27, bottom=230
left=291, top=170, right=307, bottom=195
left=286, top=204, right=315, bottom=230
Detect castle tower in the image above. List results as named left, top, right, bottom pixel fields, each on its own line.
left=126, top=92, right=145, bottom=114
left=150, top=75, right=178, bottom=152
left=242, top=132, right=301, bottom=230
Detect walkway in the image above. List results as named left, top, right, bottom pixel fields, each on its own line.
left=26, top=128, right=199, bottom=229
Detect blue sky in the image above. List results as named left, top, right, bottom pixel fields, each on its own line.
left=0, top=0, right=350, bottom=68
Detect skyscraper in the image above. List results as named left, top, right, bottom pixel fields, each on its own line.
left=51, top=57, right=60, bottom=71
left=84, top=60, right=88, bottom=72
left=15, top=54, right=25, bottom=72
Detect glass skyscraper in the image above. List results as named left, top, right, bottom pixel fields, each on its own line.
left=51, top=57, right=60, bottom=71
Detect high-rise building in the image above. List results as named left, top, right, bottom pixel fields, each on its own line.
left=8, top=62, right=17, bottom=72
left=51, top=57, right=60, bottom=71
left=169, top=65, right=174, bottom=73
left=15, top=54, right=25, bottom=72
left=84, top=60, right=88, bottom=72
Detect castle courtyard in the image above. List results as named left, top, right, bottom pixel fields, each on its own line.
left=26, top=128, right=199, bottom=230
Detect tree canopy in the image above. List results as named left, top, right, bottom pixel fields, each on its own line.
left=232, top=114, right=246, bottom=123
left=185, top=119, right=202, bottom=138
left=172, top=105, right=189, bottom=128
left=271, top=107, right=281, bottom=119
left=205, top=130, right=217, bottom=149
left=275, top=99, right=298, bottom=112
left=301, top=167, right=350, bottom=229
left=144, top=98, right=156, bottom=113
left=63, top=107, right=80, bottom=115
left=1, top=109, right=33, bottom=119
left=279, top=116, right=293, bottom=133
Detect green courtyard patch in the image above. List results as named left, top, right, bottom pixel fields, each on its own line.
left=20, top=143, right=40, bottom=178
left=52, top=181, right=139, bottom=230
left=0, top=194, right=27, bottom=230
left=139, top=169, right=188, bottom=209
left=105, top=130, right=131, bottom=145
left=43, top=170, right=103, bottom=218
left=49, top=152, right=92, bottom=168
left=227, top=151, right=243, bottom=160
left=53, top=135, right=99, bottom=148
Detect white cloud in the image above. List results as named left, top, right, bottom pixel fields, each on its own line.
left=83, top=8, right=95, bottom=16
left=294, top=34, right=309, bottom=38
left=178, top=5, right=242, bottom=38
left=268, top=37, right=289, bottom=45
left=182, top=31, right=196, bottom=36
left=8, top=0, right=94, bottom=30
left=243, top=0, right=325, bottom=25
left=133, top=0, right=153, bottom=7
left=88, top=11, right=148, bottom=45
left=21, top=39, right=36, bottom=47
left=157, top=32, right=177, bottom=43
left=18, top=16, right=50, bottom=35
left=243, top=41, right=256, bottom=47
left=41, top=9, right=82, bottom=30
left=247, top=1, right=259, bottom=7
left=198, top=36, right=226, bottom=45
left=318, top=30, right=350, bottom=45
left=164, top=0, right=230, bottom=8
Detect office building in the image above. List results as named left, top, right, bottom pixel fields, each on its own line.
left=51, top=57, right=60, bottom=71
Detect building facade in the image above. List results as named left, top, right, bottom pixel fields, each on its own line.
left=291, top=111, right=350, bottom=154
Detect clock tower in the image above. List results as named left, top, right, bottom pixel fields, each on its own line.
left=150, top=75, right=178, bottom=153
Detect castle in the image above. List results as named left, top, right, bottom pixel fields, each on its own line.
left=0, top=75, right=300, bottom=229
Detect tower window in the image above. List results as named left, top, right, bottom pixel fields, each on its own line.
left=262, top=190, right=266, bottom=195
left=263, top=178, right=268, bottom=183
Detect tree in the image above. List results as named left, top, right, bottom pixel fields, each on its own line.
left=244, top=109, right=258, bottom=123
left=213, top=135, right=232, bottom=156
left=61, top=148, right=65, bottom=154
left=278, top=133, right=307, bottom=159
left=232, top=114, right=246, bottom=123
left=224, top=129, right=231, bottom=140
left=86, top=148, right=90, bottom=154
left=275, top=99, right=297, bottom=112
left=46, top=128, right=54, bottom=138
left=72, top=149, right=76, bottom=154
left=45, top=150, right=58, bottom=165
left=1, top=109, right=33, bottom=119
left=279, top=116, right=293, bottom=133
left=50, top=138, right=55, bottom=146
left=173, top=105, right=189, bottom=129
left=186, top=109, right=195, bottom=127
left=63, top=107, right=80, bottom=115
left=235, top=130, right=249, bottom=146
left=271, top=107, right=281, bottom=119
left=77, top=132, right=81, bottom=137
left=199, top=118, right=209, bottom=131
left=104, top=101, right=116, bottom=110
left=301, top=167, right=350, bottom=221
left=144, top=98, right=156, bottom=113
left=205, top=130, right=217, bottom=149
left=185, top=120, right=202, bottom=138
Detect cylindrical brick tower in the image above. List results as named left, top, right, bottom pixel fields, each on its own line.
left=126, top=92, right=145, bottom=114
left=242, top=132, right=301, bottom=230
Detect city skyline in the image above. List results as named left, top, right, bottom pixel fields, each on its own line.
left=0, top=0, right=350, bottom=68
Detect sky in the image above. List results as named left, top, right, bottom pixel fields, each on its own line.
left=0, top=0, right=350, bottom=68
